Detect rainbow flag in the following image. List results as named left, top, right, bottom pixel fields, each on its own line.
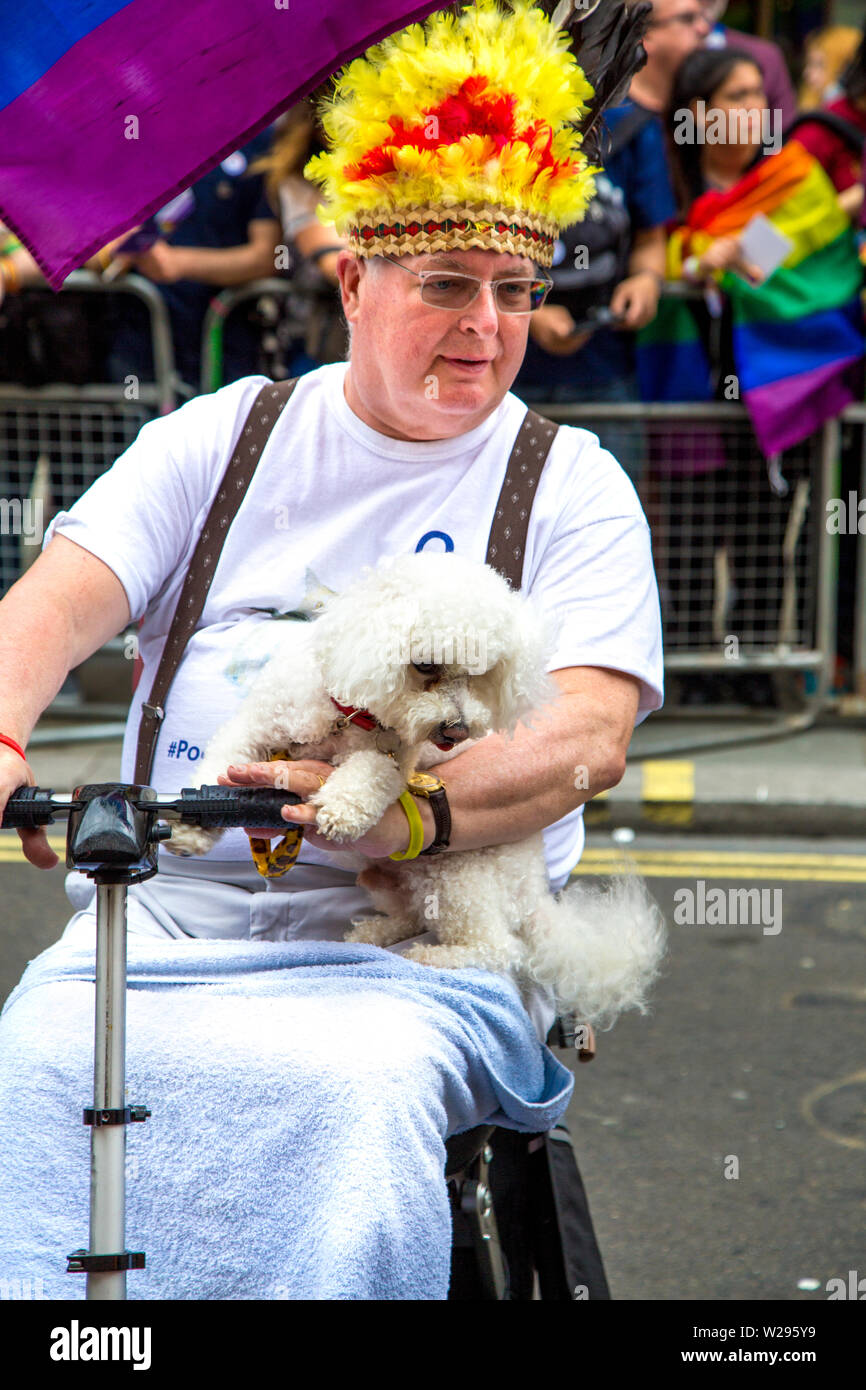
left=0, top=0, right=444, bottom=289
left=637, top=140, right=865, bottom=456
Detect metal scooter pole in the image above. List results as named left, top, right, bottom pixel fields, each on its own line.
left=3, top=780, right=300, bottom=1300
left=64, top=787, right=158, bottom=1296
left=88, top=882, right=131, bottom=1300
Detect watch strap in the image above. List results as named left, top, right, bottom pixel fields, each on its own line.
left=418, top=784, right=451, bottom=855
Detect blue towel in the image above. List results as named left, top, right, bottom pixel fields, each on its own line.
left=0, top=936, right=573, bottom=1300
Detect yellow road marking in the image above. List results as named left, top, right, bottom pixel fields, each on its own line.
left=574, top=848, right=866, bottom=882
left=641, top=761, right=694, bottom=802
left=0, top=838, right=66, bottom=858
left=572, top=862, right=866, bottom=883
left=581, top=848, right=866, bottom=869
left=4, top=834, right=866, bottom=883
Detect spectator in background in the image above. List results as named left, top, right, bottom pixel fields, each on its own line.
left=0, top=225, right=151, bottom=599
left=628, top=0, right=712, bottom=117
left=106, top=128, right=282, bottom=395
left=252, top=102, right=346, bottom=287
left=513, top=98, right=675, bottom=483
left=790, top=23, right=866, bottom=223
left=799, top=25, right=862, bottom=108
left=510, top=0, right=697, bottom=483
left=0, top=226, right=43, bottom=304
left=248, top=101, right=349, bottom=375
left=699, top=0, right=797, bottom=130
left=647, top=46, right=865, bottom=700
left=659, top=45, right=863, bottom=422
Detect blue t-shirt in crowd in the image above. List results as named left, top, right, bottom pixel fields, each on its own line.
left=515, top=100, right=677, bottom=398
left=107, top=127, right=279, bottom=391
left=161, top=127, right=279, bottom=385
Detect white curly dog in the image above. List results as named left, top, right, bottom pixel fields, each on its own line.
left=166, top=551, right=665, bottom=1028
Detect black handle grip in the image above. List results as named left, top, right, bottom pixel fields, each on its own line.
left=178, top=785, right=303, bottom=830
left=2, top=785, right=306, bottom=833
left=1, top=787, right=57, bottom=829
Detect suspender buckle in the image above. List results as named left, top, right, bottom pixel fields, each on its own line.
left=141, top=702, right=165, bottom=722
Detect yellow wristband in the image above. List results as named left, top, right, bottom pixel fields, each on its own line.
left=389, top=789, right=425, bottom=861
left=0, top=257, right=19, bottom=295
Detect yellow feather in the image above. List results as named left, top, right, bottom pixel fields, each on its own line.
left=304, top=0, right=597, bottom=240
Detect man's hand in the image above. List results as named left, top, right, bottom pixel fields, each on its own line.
left=0, top=748, right=59, bottom=870
left=529, top=303, right=592, bottom=356
left=127, top=239, right=186, bottom=284
left=217, top=666, right=641, bottom=862
left=609, top=270, right=661, bottom=330
left=217, top=759, right=426, bottom=859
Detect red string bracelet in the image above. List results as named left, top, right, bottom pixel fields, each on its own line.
left=0, top=733, right=26, bottom=761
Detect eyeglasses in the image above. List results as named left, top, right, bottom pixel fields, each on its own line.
left=648, top=10, right=709, bottom=29
left=379, top=255, right=553, bottom=313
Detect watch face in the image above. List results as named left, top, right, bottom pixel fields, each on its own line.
left=410, top=772, right=443, bottom=793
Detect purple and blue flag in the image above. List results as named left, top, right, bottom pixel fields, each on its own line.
left=0, top=0, right=444, bottom=287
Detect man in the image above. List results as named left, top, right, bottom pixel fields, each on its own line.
left=514, top=0, right=686, bottom=478
left=700, top=0, right=797, bottom=130
left=627, top=0, right=713, bottom=114
left=106, top=128, right=283, bottom=394
left=0, top=0, right=663, bottom=1299
left=515, top=100, right=676, bottom=481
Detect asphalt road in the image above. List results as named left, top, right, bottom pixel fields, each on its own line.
left=1, top=828, right=864, bottom=1303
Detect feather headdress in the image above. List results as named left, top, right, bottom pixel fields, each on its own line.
left=304, top=0, right=648, bottom=267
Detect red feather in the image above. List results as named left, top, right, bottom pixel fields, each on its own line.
left=344, top=76, right=574, bottom=184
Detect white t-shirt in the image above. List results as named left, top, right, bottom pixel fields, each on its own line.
left=277, top=175, right=323, bottom=242
left=44, top=363, right=663, bottom=888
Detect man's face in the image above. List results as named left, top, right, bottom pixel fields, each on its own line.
left=644, top=0, right=711, bottom=70
left=338, top=247, right=539, bottom=440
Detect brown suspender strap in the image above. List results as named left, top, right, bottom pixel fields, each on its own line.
left=485, top=407, right=560, bottom=590
left=133, top=389, right=557, bottom=785
left=133, top=378, right=299, bottom=785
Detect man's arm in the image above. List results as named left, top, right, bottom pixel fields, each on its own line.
left=411, top=665, right=639, bottom=853
left=609, top=224, right=666, bottom=331
left=0, top=534, right=132, bottom=867
left=128, top=218, right=282, bottom=287
left=243, top=665, right=642, bottom=857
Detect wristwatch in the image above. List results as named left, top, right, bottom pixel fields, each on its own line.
left=408, top=772, right=451, bottom=855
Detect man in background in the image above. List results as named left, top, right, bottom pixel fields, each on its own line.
left=513, top=0, right=690, bottom=481
left=700, top=0, right=797, bottom=128
left=107, top=128, right=282, bottom=395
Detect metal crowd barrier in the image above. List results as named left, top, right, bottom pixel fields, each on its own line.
left=199, top=273, right=345, bottom=396
left=0, top=272, right=855, bottom=727
left=847, top=404, right=866, bottom=702
left=200, top=277, right=292, bottom=395
left=541, top=400, right=840, bottom=712
left=0, top=272, right=178, bottom=605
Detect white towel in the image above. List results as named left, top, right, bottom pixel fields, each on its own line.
left=0, top=935, right=573, bottom=1300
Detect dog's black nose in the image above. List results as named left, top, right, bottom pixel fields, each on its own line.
left=437, top=722, right=470, bottom=745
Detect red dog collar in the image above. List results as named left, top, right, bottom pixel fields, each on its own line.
left=330, top=698, right=454, bottom=750
left=330, top=697, right=379, bottom=731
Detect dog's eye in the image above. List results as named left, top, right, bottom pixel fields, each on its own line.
left=413, top=662, right=440, bottom=677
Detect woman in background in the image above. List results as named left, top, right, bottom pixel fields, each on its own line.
left=253, top=101, right=346, bottom=286
left=793, top=22, right=866, bottom=222
left=798, top=25, right=862, bottom=109
left=250, top=101, right=349, bottom=372
left=639, top=46, right=864, bottom=700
